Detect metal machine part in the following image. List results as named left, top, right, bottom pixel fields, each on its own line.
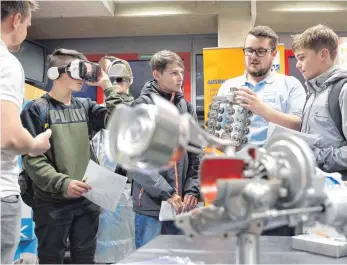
left=106, top=94, right=235, bottom=171
left=106, top=93, right=347, bottom=264
left=206, top=87, right=252, bottom=149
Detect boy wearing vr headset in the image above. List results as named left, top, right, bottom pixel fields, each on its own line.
left=20, top=49, right=134, bottom=264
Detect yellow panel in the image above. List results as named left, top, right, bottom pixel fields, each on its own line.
left=203, top=45, right=286, bottom=121
left=24, top=83, right=46, bottom=100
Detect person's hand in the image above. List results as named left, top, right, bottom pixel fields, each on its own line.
left=86, top=69, right=112, bottom=90
left=67, top=180, right=92, bottom=198
left=167, top=193, right=184, bottom=214
left=183, top=194, right=198, bottom=212
left=235, top=87, right=270, bottom=116
left=29, top=129, right=52, bottom=157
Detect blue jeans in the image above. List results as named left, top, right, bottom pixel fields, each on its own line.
left=135, top=214, right=183, bottom=249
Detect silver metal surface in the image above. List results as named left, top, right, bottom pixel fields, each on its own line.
left=119, top=235, right=347, bottom=264
left=265, top=134, right=319, bottom=209
left=292, top=235, right=347, bottom=258
left=107, top=95, right=347, bottom=264
left=107, top=94, right=181, bottom=170
left=206, top=90, right=252, bottom=148
left=236, top=233, right=260, bottom=264
left=107, top=93, right=236, bottom=171
left=320, top=187, right=347, bottom=232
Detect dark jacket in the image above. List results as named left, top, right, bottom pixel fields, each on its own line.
left=130, top=80, right=201, bottom=217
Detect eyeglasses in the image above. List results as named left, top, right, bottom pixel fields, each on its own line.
left=243, top=48, right=274, bottom=57
left=110, top=77, right=130, bottom=84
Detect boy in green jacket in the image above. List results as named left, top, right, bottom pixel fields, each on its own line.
left=21, top=49, right=133, bottom=264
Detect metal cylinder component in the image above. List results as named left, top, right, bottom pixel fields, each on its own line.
left=106, top=94, right=181, bottom=170
left=236, top=233, right=259, bottom=264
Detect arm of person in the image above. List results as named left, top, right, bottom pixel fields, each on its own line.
left=235, top=77, right=306, bottom=130
left=0, top=64, right=51, bottom=155
left=262, top=106, right=302, bottom=130
left=87, top=71, right=134, bottom=132
left=183, top=106, right=202, bottom=208
left=314, top=84, right=347, bottom=172
left=85, top=71, right=134, bottom=134
left=130, top=170, right=184, bottom=213
left=130, top=170, right=175, bottom=201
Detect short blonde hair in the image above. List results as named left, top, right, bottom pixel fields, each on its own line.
left=292, top=24, right=339, bottom=60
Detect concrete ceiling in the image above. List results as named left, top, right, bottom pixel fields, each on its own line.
left=28, top=0, right=347, bottom=40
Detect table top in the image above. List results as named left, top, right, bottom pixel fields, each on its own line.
left=119, top=235, right=347, bottom=264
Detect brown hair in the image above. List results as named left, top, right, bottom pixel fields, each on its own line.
left=1, top=1, right=38, bottom=22
left=47, top=48, right=87, bottom=68
left=292, top=24, right=338, bottom=60
left=150, top=50, right=184, bottom=73
left=247, top=26, right=279, bottom=49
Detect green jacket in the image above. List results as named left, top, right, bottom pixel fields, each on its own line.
left=21, top=87, right=133, bottom=202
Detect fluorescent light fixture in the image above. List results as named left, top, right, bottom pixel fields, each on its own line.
left=117, top=9, right=190, bottom=17
left=271, top=6, right=346, bottom=12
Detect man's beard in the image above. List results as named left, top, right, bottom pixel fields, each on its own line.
left=248, top=65, right=272, bottom=77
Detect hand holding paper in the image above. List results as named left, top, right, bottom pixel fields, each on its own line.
left=159, top=201, right=204, bottom=221
left=82, top=160, right=127, bottom=212
left=67, top=180, right=91, bottom=198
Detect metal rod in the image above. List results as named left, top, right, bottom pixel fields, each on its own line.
left=236, top=233, right=259, bottom=264
left=251, top=206, right=324, bottom=220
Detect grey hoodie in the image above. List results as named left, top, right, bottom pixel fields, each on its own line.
left=301, top=65, right=347, bottom=178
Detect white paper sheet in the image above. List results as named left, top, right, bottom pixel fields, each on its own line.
left=159, top=201, right=204, bottom=221
left=267, top=122, right=319, bottom=146
left=82, top=160, right=127, bottom=212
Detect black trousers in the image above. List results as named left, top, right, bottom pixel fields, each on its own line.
left=33, top=197, right=100, bottom=264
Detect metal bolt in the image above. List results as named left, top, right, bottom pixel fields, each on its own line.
left=301, top=215, right=308, bottom=222
left=279, top=167, right=290, bottom=178
left=306, top=188, right=315, bottom=197
left=279, top=188, right=288, bottom=198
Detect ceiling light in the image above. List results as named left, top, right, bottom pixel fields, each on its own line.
left=117, top=10, right=190, bottom=17
left=271, top=6, right=346, bottom=12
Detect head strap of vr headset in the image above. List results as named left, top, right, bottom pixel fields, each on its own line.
left=48, top=49, right=89, bottom=80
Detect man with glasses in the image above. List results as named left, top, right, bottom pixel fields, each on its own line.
left=218, top=26, right=306, bottom=147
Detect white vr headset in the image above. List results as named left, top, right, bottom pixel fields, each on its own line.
left=47, top=59, right=101, bottom=82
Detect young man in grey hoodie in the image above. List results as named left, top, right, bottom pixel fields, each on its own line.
left=293, top=25, right=347, bottom=180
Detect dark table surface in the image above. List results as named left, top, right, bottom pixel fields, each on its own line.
left=119, top=235, right=347, bottom=264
